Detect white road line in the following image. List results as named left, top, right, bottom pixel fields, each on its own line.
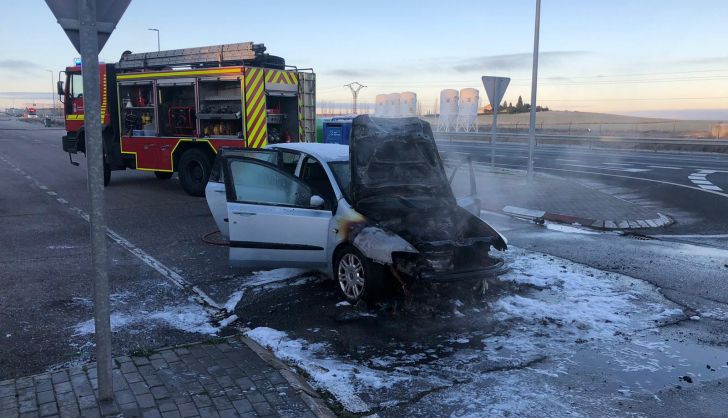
left=560, top=163, right=651, bottom=173
left=0, top=153, right=224, bottom=310
left=691, top=180, right=713, bottom=185
left=648, top=165, right=682, bottom=170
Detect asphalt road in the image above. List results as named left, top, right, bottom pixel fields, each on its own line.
left=438, top=139, right=728, bottom=242
left=1, top=119, right=727, bottom=417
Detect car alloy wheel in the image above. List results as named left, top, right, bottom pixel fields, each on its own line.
left=338, top=253, right=365, bottom=301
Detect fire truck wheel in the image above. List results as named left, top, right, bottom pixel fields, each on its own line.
left=103, top=160, right=111, bottom=187
left=154, top=171, right=174, bottom=180
left=178, top=148, right=211, bottom=196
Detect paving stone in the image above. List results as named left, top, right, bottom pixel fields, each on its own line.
left=114, top=389, right=136, bottom=405
left=119, top=402, right=141, bottom=415
left=54, top=391, right=76, bottom=407
left=232, top=398, right=253, bottom=413
left=191, top=394, right=212, bottom=409
left=141, top=408, right=162, bottom=418
left=161, top=411, right=181, bottom=418
left=0, top=385, right=15, bottom=398
left=211, top=396, right=233, bottom=411
left=157, top=399, right=177, bottom=412
left=218, top=409, right=238, bottom=418
left=235, top=377, right=255, bottom=390
left=120, top=362, right=139, bottom=374
left=197, top=406, right=220, bottom=418
left=49, top=373, right=67, bottom=385
left=35, top=391, right=54, bottom=406
left=129, top=382, right=151, bottom=396
left=98, top=400, right=119, bottom=416
left=177, top=402, right=198, bottom=418
left=52, top=382, right=72, bottom=395
left=19, top=411, right=40, bottom=418
left=161, top=351, right=180, bottom=363
left=174, top=348, right=191, bottom=356
left=252, top=401, right=274, bottom=416
left=0, top=395, right=18, bottom=409
left=136, top=393, right=156, bottom=409
left=265, top=371, right=287, bottom=385
left=18, top=399, right=38, bottom=413
left=79, top=407, right=100, bottom=418
left=124, top=372, right=144, bottom=384
left=77, top=395, right=96, bottom=410
left=150, top=359, right=169, bottom=370
left=150, top=386, right=169, bottom=400
left=0, top=409, right=19, bottom=418
left=132, top=356, right=151, bottom=366
left=244, top=390, right=266, bottom=404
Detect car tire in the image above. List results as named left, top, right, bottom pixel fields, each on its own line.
left=335, top=245, right=386, bottom=304
left=178, top=148, right=211, bottom=196
left=154, top=171, right=174, bottom=180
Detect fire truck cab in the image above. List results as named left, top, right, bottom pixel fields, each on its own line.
left=58, top=42, right=316, bottom=196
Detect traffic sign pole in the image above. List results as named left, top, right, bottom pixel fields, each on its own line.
left=490, top=96, right=498, bottom=167
left=78, top=0, right=113, bottom=401
left=46, top=0, right=130, bottom=402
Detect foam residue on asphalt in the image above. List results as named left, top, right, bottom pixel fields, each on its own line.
left=544, top=222, right=601, bottom=235
left=72, top=304, right=219, bottom=336
left=244, top=246, right=695, bottom=416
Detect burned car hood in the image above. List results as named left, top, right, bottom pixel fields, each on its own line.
left=349, top=116, right=506, bottom=252
left=349, top=115, right=454, bottom=206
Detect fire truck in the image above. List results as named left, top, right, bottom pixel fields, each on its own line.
left=57, top=42, right=316, bottom=196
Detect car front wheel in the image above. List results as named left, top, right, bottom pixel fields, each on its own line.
left=335, top=245, right=384, bottom=304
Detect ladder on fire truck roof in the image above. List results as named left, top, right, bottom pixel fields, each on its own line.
left=116, top=42, right=268, bottom=71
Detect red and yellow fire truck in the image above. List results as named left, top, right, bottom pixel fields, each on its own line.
left=58, top=42, right=316, bottom=195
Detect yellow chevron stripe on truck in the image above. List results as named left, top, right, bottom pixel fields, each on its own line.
left=245, top=68, right=267, bottom=148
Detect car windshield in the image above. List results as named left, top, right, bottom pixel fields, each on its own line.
left=328, top=161, right=351, bottom=201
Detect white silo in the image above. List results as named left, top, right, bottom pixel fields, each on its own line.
left=399, top=92, right=417, bottom=117
left=437, top=89, right=459, bottom=132
left=385, top=93, right=401, bottom=118
left=375, top=94, right=388, bottom=117
left=456, top=88, right=479, bottom=132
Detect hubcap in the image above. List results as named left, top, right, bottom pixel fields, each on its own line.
left=338, top=253, right=365, bottom=300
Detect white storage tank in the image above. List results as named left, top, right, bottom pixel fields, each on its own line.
left=386, top=93, right=401, bottom=118
left=456, top=88, right=479, bottom=132
left=399, top=91, right=417, bottom=117
left=437, top=89, right=459, bottom=131
left=375, top=94, right=388, bottom=117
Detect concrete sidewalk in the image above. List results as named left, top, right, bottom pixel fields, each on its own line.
left=450, top=165, right=672, bottom=230
left=0, top=336, right=334, bottom=418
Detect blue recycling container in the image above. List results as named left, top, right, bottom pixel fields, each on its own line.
left=322, top=117, right=353, bottom=145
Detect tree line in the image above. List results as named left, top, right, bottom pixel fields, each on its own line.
left=483, top=95, right=549, bottom=114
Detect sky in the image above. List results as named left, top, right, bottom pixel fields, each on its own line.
left=1, top=0, right=727, bottom=118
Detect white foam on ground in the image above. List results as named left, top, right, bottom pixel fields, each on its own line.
left=246, top=327, right=411, bottom=413
left=544, top=222, right=600, bottom=235
left=243, top=246, right=687, bottom=416
left=72, top=304, right=218, bottom=336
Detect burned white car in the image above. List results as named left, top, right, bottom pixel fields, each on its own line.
left=205, top=116, right=507, bottom=303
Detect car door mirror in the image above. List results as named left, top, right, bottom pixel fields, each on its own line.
left=310, top=195, right=325, bottom=209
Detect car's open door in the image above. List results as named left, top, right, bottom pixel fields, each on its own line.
left=205, top=148, right=281, bottom=238
left=223, top=156, right=332, bottom=269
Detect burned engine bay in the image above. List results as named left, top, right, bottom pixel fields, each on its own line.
left=348, top=115, right=507, bottom=280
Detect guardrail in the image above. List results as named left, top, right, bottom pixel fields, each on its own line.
left=435, top=131, right=728, bottom=153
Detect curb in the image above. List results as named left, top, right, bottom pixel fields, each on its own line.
left=502, top=205, right=673, bottom=230
left=238, top=335, right=337, bottom=418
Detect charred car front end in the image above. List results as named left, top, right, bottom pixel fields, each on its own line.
left=349, top=116, right=507, bottom=283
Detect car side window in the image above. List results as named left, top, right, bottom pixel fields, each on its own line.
left=281, top=151, right=301, bottom=175
left=229, top=160, right=311, bottom=207
left=300, top=157, right=336, bottom=204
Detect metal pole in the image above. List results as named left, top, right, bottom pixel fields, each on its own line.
left=148, top=28, right=160, bottom=51
left=490, top=89, right=498, bottom=167
left=78, top=0, right=113, bottom=401
left=527, top=0, right=541, bottom=182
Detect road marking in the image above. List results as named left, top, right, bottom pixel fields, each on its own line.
left=560, top=163, right=651, bottom=173
left=688, top=170, right=723, bottom=192
left=648, top=165, right=682, bottom=170
left=0, top=153, right=224, bottom=311
left=651, top=234, right=728, bottom=239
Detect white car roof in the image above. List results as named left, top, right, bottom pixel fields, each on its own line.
left=269, top=143, right=349, bottom=162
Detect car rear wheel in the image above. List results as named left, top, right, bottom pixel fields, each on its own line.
left=178, top=148, right=211, bottom=196
left=335, top=245, right=385, bottom=304
left=154, top=171, right=174, bottom=180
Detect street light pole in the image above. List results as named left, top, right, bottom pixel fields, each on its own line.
left=148, top=28, right=160, bottom=51
left=527, top=0, right=541, bottom=182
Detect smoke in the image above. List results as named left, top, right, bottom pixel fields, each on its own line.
left=0, top=60, right=39, bottom=71
left=449, top=51, right=589, bottom=73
